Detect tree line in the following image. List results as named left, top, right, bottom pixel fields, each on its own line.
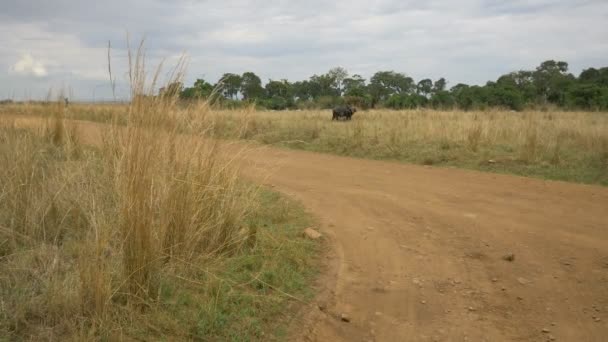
left=167, top=60, right=608, bottom=111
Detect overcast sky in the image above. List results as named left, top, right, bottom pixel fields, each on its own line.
left=1, top=0, right=607, bottom=100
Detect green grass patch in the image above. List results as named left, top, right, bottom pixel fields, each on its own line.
left=152, top=189, right=320, bottom=342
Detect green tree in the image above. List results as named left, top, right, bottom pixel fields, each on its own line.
left=386, top=94, right=427, bottom=109
left=176, top=59, right=608, bottom=111
left=265, top=95, right=288, bottom=110
left=292, top=81, right=313, bottom=101
left=497, top=71, right=536, bottom=103
left=430, top=91, right=454, bottom=109
left=433, top=78, right=447, bottom=93
left=180, top=78, right=215, bottom=100
left=265, top=79, right=293, bottom=104
left=533, top=60, right=574, bottom=105
left=309, top=74, right=338, bottom=98
left=487, top=84, right=525, bottom=111
left=327, top=67, right=349, bottom=95
left=417, top=79, right=433, bottom=97
left=368, top=71, right=414, bottom=107
left=566, top=84, right=608, bottom=110
left=579, top=67, right=608, bottom=86
left=343, top=74, right=367, bottom=97
left=217, top=73, right=242, bottom=100
left=241, top=72, right=264, bottom=100
left=451, top=84, right=489, bottom=110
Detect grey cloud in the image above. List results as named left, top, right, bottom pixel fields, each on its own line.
left=1, top=0, right=607, bottom=99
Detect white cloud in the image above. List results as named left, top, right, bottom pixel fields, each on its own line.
left=10, top=53, right=48, bottom=77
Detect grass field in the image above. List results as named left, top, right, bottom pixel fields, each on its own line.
left=213, top=108, right=608, bottom=186
left=0, top=93, right=321, bottom=339
left=1, top=101, right=606, bottom=340
left=4, top=103, right=605, bottom=185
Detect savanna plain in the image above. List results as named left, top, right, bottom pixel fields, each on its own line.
left=1, top=94, right=607, bottom=341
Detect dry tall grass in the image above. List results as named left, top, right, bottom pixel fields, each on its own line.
left=2, top=101, right=606, bottom=185
left=202, top=108, right=608, bottom=185
left=0, top=44, right=281, bottom=339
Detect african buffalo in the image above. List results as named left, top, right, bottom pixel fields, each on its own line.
left=332, top=105, right=357, bottom=121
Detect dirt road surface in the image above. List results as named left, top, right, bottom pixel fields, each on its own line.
left=246, top=146, right=608, bottom=342
left=9, top=118, right=608, bottom=341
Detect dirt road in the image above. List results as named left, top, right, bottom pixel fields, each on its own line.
left=245, top=145, right=608, bottom=341
left=10, top=118, right=608, bottom=341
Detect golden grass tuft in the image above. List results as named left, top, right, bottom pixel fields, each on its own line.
left=0, top=40, right=274, bottom=339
